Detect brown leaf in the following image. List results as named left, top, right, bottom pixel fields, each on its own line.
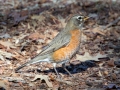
left=98, top=70, right=102, bottom=77
left=107, top=59, right=115, bottom=67
left=28, top=32, right=41, bottom=40
left=113, top=30, right=120, bottom=39
left=0, top=44, right=6, bottom=49
left=103, top=71, right=108, bottom=76
left=111, top=73, right=117, bottom=80
left=0, top=80, right=7, bottom=90
left=0, top=41, right=16, bottom=49
left=83, top=30, right=96, bottom=38
left=31, top=15, right=45, bottom=22
left=91, top=27, right=105, bottom=36
left=0, top=50, right=15, bottom=60
left=32, top=75, right=53, bottom=88
left=76, top=52, right=107, bottom=61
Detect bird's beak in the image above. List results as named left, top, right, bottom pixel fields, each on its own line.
left=84, top=16, right=90, bottom=21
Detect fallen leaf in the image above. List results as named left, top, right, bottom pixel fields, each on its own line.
left=91, top=27, right=105, bottom=36
left=76, top=52, right=107, bottom=62
left=83, top=30, right=96, bottom=38
left=0, top=41, right=16, bottom=49
left=0, top=54, right=4, bottom=61
left=113, top=30, right=120, bottom=39
left=0, top=44, right=6, bottom=49
left=0, top=67, right=4, bottom=74
left=32, top=75, right=53, bottom=88
left=111, top=73, right=117, bottom=80
left=103, top=71, right=108, bottom=75
left=28, top=32, right=41, bottom=40
left=107, top=59, right=115, bottom=67
left=0, top=80, right=7, bottom=90
left=0, top=50, right=15, bottom=60
left=31, top=15, right=45, bottom=22
left=98, top=70, right=102, bottom=77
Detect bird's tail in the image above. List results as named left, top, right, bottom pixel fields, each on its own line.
left=15, top=54, right=52, bottom=72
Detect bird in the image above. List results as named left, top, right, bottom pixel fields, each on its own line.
left=15, top=14, right=89, bottom=78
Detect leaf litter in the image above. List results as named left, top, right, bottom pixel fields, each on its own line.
left=0, top=0, right=120, bottom=89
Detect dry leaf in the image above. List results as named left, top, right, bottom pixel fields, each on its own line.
left=76, top=52, right=107, bottom=62
left=111, top=73, right=117, bottom=80
left=27, top=23, right=31, bottom=29
left=0, top=41, right=16, bottom=49
left=28, top=32, right=41, bottom=40
left=0, top=50, right=15, bottom=60
left=32, top=75, right=53, bottom=88
left=113, top=30, right=120, bottom=39
left=0, top=44, right=6, bottom=49
left=107, top=60, right=115, bottom=67
left=83, top=30, right=96, bottom=38
left=31, top=15, right=45, bottom=22
left=91, top=27, right=105, bottom=36
left=98, top=70, right=102, bottom=77
left=14, top=34, right=29, bottom=40
left=0, top=54, right=4, bottom=61
left=0, top=80, right=7, bottom=90
left=103, top=71, right=108, bottom=75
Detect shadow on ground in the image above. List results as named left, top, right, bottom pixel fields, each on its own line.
left=37, top=60, right=96, bottom=75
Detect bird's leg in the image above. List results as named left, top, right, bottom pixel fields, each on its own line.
left=62, top=63, right=73, bottom=77
left=53, top=63, right=61, bottom=79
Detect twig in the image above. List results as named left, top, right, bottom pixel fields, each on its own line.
left=102, top=17, right=120, bottom=30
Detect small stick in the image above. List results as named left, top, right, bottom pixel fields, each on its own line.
left=102, top=17, right=120, bottom=30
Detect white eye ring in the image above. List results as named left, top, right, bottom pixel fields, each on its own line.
left=77, top=16, right=84, bottom=21
left=77, top=16, right=82, bottom=20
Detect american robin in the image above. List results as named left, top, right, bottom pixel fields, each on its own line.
left=15, top=15, right=89, bottom=77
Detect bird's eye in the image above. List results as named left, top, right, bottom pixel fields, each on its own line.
left=77, top=16, right=82, bottom=20
left=78, top=16, right=82, bottom=20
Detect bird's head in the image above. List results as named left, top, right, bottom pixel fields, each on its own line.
left=65, top=15, right=89, bottom=30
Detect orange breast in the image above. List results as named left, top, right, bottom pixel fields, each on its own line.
left=52, top=29, right=81, bottom=62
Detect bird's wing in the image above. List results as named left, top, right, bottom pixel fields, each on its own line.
left=15, top=31, right=71, bottom=72
left=39, top=31, right=71, bottom=55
